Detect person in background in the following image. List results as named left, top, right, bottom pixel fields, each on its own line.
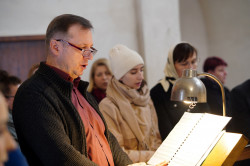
left=12, top=14, right=132, bottom=166
left=228, top=79, right=250, bottom=139
left=228, top=79, right=250, bottom=165
left=0, top=89, right=28, bottom=166
left=87, top=58, right=112, bottom=103
left=4, top=76, right=21, bottom=111
left=200, top=56, right=230, bottom=116
left=150, top=42, right=209, bottom=141
left=27, top=63, right=40, bottom=78
left=0, top=70, right=21, bottom=142
left=5, top=75, right=21, bottom=142
left=99, top=44, right=162, bottom=163
left=0, top=70, right=9, bottom=83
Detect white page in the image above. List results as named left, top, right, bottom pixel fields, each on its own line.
left=196, top=130, right=225, bottom=166
left=147, top=112, right=231, bottom=166
left=169, top=113, right=231, bottom=166
left=147, top=112, right=203, bottom=165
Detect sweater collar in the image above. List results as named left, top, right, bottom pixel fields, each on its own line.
left=36, top=62, right=88, bottom=97
left=47, top=64, right=74, bottom=82
left=46, top=64, right=81, bottom=88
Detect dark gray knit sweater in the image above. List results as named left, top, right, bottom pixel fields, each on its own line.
left=13, top=62, right=132, bottom=166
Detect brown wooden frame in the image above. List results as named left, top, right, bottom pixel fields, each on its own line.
left=0, top=35, right=46, bottom=82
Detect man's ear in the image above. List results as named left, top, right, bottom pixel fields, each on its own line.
left=50, top=40, right=60, bottom=56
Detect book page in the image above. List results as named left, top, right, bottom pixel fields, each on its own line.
left=196, top=130, right=225, bottom=166
left=147, top=112, right=204, bottom=165
left=147, top=112, right=231, bottom=166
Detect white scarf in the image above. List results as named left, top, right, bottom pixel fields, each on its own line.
left=159, top=46, right=179, bottom=92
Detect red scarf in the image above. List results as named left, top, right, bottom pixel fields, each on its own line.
left=91, top=88, right=106, bottom=103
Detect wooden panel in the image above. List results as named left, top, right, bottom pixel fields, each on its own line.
left=202, top=132, right=248, bottom=166
left=0, top=35, right=46, bottom=82
left=0, top=35, right=45, bottom=42
left=237, top=146, right=250, bottom=161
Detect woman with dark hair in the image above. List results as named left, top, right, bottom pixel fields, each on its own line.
left=0, top=70, right=21, bottom=142
left=150, top=42, right=208, bottom=140
left=201, top=56, right=230, bottom=115
left=0, top=91, right=28, bottom=166
left=87, top=58, right=112, bottom=103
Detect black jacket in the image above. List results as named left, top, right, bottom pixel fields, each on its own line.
left=228, top=79, right=250, bottom=139
left=150, top=81, right=209, bottom=140
left=227, top=79, right=250, bottom=165
left=200, top=77, right=230, bottom=116
left=13, top=62, right=132, bottom=166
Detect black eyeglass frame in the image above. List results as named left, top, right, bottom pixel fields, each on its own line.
left=5, top=95, right=15, bottom=99
left=56, top=39, right=97, bottom=57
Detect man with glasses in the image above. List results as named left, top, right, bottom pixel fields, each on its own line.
left=12, top=14, right=132, bottom=166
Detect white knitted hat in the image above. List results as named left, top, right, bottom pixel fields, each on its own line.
left=109, top=44, right=144, bottom=80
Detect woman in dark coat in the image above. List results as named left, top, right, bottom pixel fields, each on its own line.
left=150, top=42, right=209, bottom=140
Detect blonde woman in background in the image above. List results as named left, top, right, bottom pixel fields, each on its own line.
left=27, top=63, right=40, bottom=78
left=99, top=44, right=162, bottom=163
left=88, top=58, right=112, bottom=103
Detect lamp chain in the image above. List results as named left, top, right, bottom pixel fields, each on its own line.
left=189, top=102, right=196, bottom=109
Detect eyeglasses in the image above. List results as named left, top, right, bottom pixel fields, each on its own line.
left=5, top=95, right=15, bottom=99
left=56, top=39, right=97, bottom=57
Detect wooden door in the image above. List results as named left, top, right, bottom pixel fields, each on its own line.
left=0, top=35, right=46, bottom=82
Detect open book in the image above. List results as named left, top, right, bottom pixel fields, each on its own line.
left=147, top=112, right=231, bottom=166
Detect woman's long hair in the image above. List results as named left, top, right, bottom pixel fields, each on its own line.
left=87, top=58, right=112, bottom=92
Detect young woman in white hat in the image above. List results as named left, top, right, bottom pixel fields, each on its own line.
left=99, top=44, right=161, bottom=163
